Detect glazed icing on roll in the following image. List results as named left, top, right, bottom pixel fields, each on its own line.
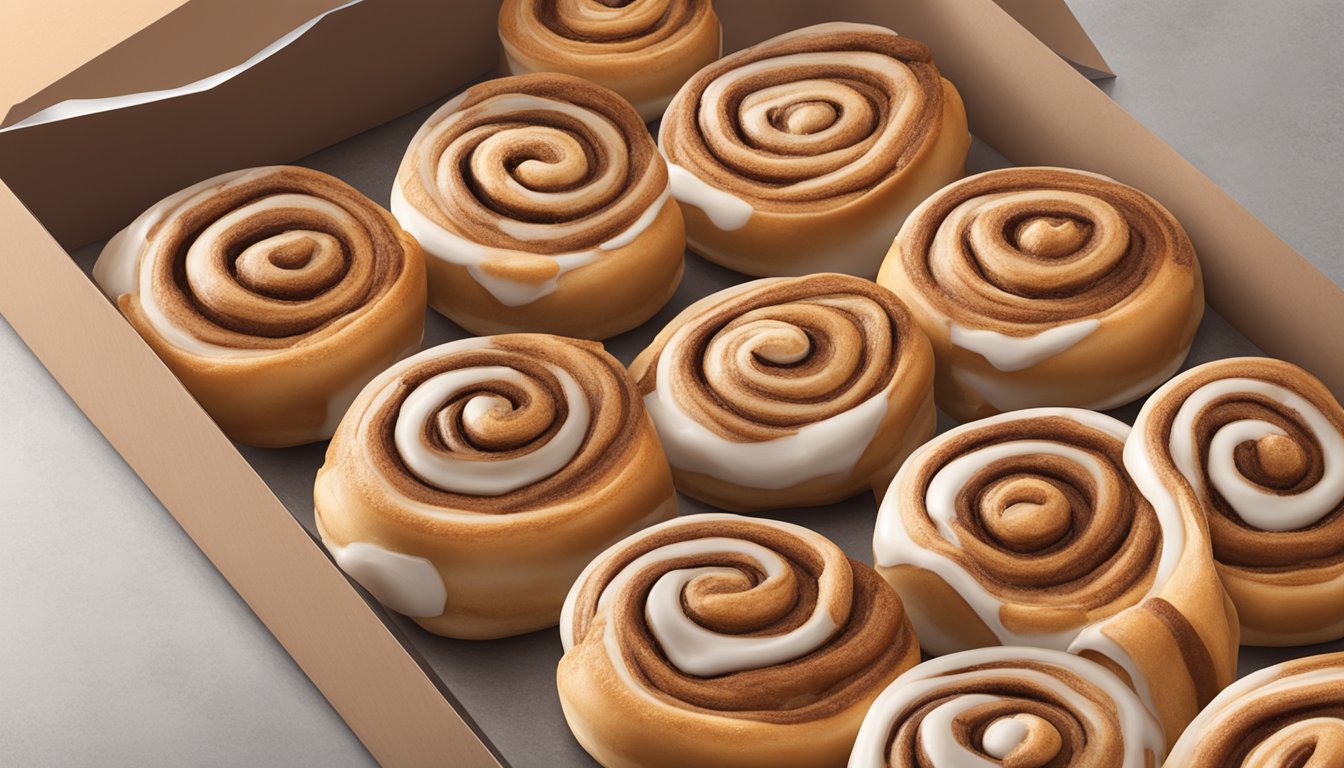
left=1127, top=357, right=1344, bottom=646
left=658, top=22, right=970, bottom=277
left=849, top=647, right=1165, bottom=768
left=558, top=513, right=920, bottom=768
left=879, top=167, right=1203, bottom=421
left=95, top=166, right=408, bottom=357
left=497, top=0, right=721, bottom=121
left=392, top=73, right=685, bottom=340
left=1164, top=653, right=1344, bottom=767
left=315, top=334, right=677, bottom=639
left=874, top=407, right=1240, bottom=750
left=630, top=273, right=935, bottom=510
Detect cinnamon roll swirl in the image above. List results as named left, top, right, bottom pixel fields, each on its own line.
left=873, top=407, right=1240, bottom=750
left=1127, top=357, right=1344, bottom=646
left=849, top=647, right=1165, bottom=768
left=391, top=73, right=685, bottom=340
left=314, top=334, right=677, bottom=639
left=497, top=0, right=721, bottom=121
left=629, top=273, right=935, bottom=512
left=1164, top=653, right=1344, bottom=767
left=878, top=167, right=1204, bottom=422
left=92, top=166, right=426, bottom=448
left=658, top=22, right=969, bottom=277
left=558, top=513, right=920, bottom=768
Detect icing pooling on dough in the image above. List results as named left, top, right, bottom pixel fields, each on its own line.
left=328, top=541, right=446, bottom=618
left=950, top=319, right=1100, bottom=372
left=665, top=163, right=752, bottom=230
left=848, top=647, right=1164, bottom=768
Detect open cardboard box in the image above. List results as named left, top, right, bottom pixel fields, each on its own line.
left=2, top=1, right=1343, bottom=765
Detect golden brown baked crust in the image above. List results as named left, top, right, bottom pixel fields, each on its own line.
left=498, top=0, right=722, bottom=121
left=393, top=73, right=685, bottom=340
left=874, top=407, right=1240, bottom=751
left=1127, top=357, right=1344, bottom=646
left=314, top=334, right=677, bottom=639
left=849, top=647, right=1165, bottom=767
left=659, top=22, right=969, bottom=277
left=878, top=166, right=1204, bottom=422
left=1164, top=653, right=1344, bottom=767
left=92, top=165, right=426, bottom=447
left=629, top=273, right=935, bottom=511
left=558, top=513, right=920, bottom=768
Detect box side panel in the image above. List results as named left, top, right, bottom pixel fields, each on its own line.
left=0, top=184, right=502, bottom=768
left=0, top=0, right=497, bottom=249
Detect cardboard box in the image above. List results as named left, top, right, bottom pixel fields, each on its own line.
left=1, top=1, right=1340, bottom=765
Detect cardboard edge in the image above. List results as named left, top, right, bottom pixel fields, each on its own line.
left=993, top=0, right=1114, bottom=77
left=0, top=180, right=503, bottom=768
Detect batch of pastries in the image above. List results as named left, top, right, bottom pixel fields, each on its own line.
left=90, top=1, right=1344, bottom=766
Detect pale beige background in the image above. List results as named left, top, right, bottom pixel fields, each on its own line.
left=0, top=1, right=1341, bottom=765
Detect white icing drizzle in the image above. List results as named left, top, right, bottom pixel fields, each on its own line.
left=391, top=176, right=671, bottom=307
left=847, top=647, right=1164, bottom=768
left=392, top=362, right=590, bottom=497
left=950, top=319, right=1100, bottom=372
left=874, top=409, right=1139, bottom=652
left=644, top=344, right=891, bottom=491
left=560, top=514, right=841, bottom=678
left=1166, top=377, right=1344, bottom=532
left=327, top=540, right=446, bottom=618
left=982, top=716, right=1030, bottom=759
left=664, top=163, right=753, bottom=230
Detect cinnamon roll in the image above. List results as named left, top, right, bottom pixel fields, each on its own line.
left=558, top=513, right=920, bottom=768
left=873, top=407, right=1239, bottom=749
left=658, top=22, right=969, bottom=277
left=1127, top=357, right=1344, bottom=646
left=630, top=273, right=935, bottom=512
left=314, top=334, right=677, bottom=639
left=92, top=165, right=426, bottom=448
left=849, top=646, right=1166, bottom=768
left=1164, top=653, right=1344, bottom=767
left=878, top=167, right=1204, bottom=422
left=391, top=73, right=685, bottom=340
left=497, top=0, right=721, bottom=122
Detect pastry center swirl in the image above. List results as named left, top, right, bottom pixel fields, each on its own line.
left=142, top=168, right=405, bottom=349
left=660, top=24, right=948, bottom=210
left=402, top=75, right=666, bottom=254
left=900, top=168, right=1196, bottom=326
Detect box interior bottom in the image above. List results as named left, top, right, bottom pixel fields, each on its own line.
left=67, top=93, right=1344, bottom=767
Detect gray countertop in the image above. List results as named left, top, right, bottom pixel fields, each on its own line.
left=1, top=1, right=1340, bottom=765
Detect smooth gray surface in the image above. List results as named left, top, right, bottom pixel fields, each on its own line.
left=1, top=1, right=1342, bottom=766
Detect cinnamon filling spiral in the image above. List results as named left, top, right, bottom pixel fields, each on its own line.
left=354, top=335, right=642, bottom=513
left=395, top=74, right=667, bottom=255
left=1167, top=654, right=1344, bottom=767
left=659, top=22, right=949, bottom=212
left=114, top=166, right=406, bottom=354
left=1131, top=358, right=1344, bottom=593
left=898, top=167, right=1195, bottom=328
left=875, top=410, right=1160, bottom=644
left=849, top=648, right=1164, bottom=767
left=561, top=514, right=917, bottom=722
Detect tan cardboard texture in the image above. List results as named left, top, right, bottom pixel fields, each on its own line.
left=0, top=0, right=1339, bottom=765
